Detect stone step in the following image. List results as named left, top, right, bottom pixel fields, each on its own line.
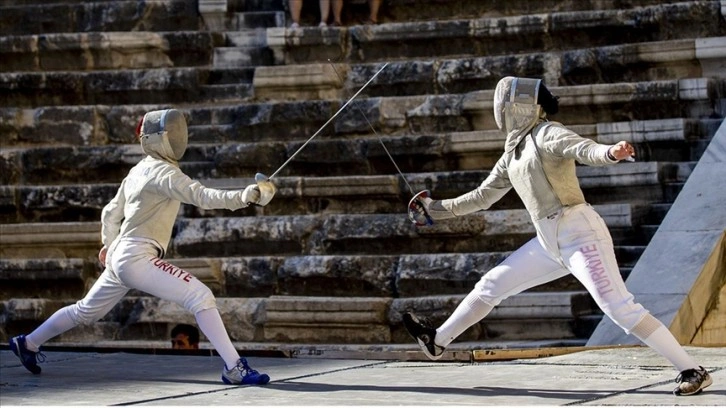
left=0, top=258, right=92, bottom=299
left=0, top=0, right=677, bottom=35
left=0, top=31, right=222, bottom=72
left=363, top=0, right=682, bottom=25
left=2, top=113, right=711, bottom=183
left=213, top=46, right=275, bottom=68
left=259, top=37, right=726, bottom=100
left=0, top=256, right=222, bottom=298
left=0, top=221, right=641, bottom=296
left=0, top=202, right=645, bottom=262
left=0, top=67, right=263, bottom=107
left=1, top=77, right=721, bottom=148
left=225, top=28, right=270, bottom=47
left=0, top=161, right=682, bottom=222
left=0, top=291, right=600, bottom=344
left=225, top=11, right=286, bottom=30
left=0, top=0, right=202, bottom=36
left=199, top=83, right=255, bottom=103
left=268, top=2, right=725, bottom=65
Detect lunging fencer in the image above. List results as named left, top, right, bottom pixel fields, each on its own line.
left=9, top=109, right=274, bottom=386
left=404, top=77, right=713, bottom=396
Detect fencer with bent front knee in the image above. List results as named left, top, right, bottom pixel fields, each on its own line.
left=421, top=77, right=701, bottom=373
left=22, top=109, right=269, bottom=375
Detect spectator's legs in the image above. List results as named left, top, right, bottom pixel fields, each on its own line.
left=332, top=0, right=343, bottom=26
left=319, top=0, right=331, bottom=26
left=289, top=0, right=302, bottom=27
left=368, top=0, right=381, bottom=24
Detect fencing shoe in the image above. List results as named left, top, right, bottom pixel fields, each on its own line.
left=403, top=312, right=445, bottom=360
left=222, top=358, right=270, bottom=385
left=673, top=366, right=712, bottom=396
left=9, top=335, right=45, bottom=374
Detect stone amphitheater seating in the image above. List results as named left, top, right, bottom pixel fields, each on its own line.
left=0, top=0, right=724, bottom=348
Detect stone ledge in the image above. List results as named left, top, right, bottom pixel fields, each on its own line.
left=1, top=115, right=710, bottom=186
left=2, top=78, right=720, bottom=148
left=464, top=78, right=724, bottom=129
left=0, top=258, right=91, bottom=299
left=0, top=67, right=246, bottom=107
left=0, top=161, right=677, bottom=223
left=0, top=31, right=221, bottom=72
left=0, top=222, right=101, bottom=259
left=265, top=37, right=725, bottom=99
left=0, top=291, right=597, bottom=344
left=252, top=63, right=347, bottom=101
left=269, top=3, right=723, bottom=64
left=169, top=204, right=637, bottom=259
left=0, top=0, right=202, bottom=36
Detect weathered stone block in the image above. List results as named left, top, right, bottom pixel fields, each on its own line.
left=263, top=296, right=391, bottom=343
left=277, top=255, right=397, bottom=296
left=221, top=256, right=282, bottom=297
left=253, top=63, right=346, bottom=101
left=0, top=258, right=92, bottom=299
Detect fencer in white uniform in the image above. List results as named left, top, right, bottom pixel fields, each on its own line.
left=404, top=77, right=712, bottom=396
left=10, top=109, right=273, bottom=385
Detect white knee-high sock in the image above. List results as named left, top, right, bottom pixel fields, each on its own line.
left=435, top=292, right=494, bottom=348
left=195, top=308, right=240, bottom=369
left=631, top=314, right=699, bottom=372
left=26, top=306, right=78, bottom=351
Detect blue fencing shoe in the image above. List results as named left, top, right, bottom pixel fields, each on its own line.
left=9, top=335, right=45, bottom=375
left=222, top=358, right=270, bottom=385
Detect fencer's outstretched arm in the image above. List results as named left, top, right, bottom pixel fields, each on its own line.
left=540, top=124, right=633, bottom=164
left=154, top=167, right=274, bottom=210
left=421, top=157, right=513, bottom=221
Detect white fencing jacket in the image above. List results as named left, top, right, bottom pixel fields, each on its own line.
left=101, top=139, right=247, bottom=256
left=442, top=121, right=617, bottom=223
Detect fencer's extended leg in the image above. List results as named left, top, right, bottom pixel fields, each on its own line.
left=10, top=268, right=129, bottom=375
left=435, top=237, right=568, bottom=348
left=26, top=268, right=129, bottom=348
left=560, top=205, right=711, bottom=395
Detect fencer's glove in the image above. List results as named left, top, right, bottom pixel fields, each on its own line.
left=408, top=190, right=456, bottom=226
left=241, top=184, right=262, bottom=206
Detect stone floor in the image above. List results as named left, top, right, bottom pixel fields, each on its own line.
left=1, top=344, right=724, bottom=406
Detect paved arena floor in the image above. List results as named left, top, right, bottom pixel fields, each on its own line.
left=1, top=344, right=724, bottom=406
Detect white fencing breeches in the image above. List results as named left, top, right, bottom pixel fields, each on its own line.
left=68, top=238, right=216, bottom=326
left=437, top=204, right=649, bottom=347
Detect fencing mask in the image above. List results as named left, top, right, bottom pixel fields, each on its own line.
left=138, top=109, right=188, bottom=162
left=493, top=77, right=559, bottom=153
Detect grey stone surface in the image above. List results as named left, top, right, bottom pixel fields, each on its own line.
left=1, top=346, right=723, bottom=406
left=589, top=116, right=726, bottom=346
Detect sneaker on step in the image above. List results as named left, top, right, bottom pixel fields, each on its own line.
left=222, top=358, right=270, bottom=385
left=673, top=366, right=712, bottom=396
left=402, top=312, right=445, bottom=360
left=9, top=335, right=45, bottom=374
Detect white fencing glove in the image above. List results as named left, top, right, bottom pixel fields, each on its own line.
left=241, top=184, right=262, bottom=206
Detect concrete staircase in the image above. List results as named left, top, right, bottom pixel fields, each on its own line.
left=0, top=0, right=724, bottom=349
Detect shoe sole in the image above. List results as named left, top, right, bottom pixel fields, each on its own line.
left=221, top=374, right=270, bottom=385
left=416, top=338, right=443, bottom=361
